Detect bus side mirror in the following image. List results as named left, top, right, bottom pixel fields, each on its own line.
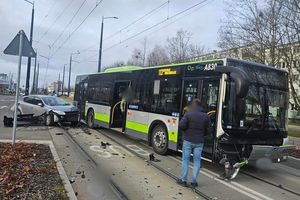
left=216, top=66, right=250, bottom=98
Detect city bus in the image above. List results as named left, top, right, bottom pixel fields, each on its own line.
left=74, top=58, right=290, bottom=177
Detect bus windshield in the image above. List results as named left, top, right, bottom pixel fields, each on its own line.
left=222, top=63, right=289, bottom=134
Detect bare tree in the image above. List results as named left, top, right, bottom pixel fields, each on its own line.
left=147, top=45, right=169, bottom=66
left=127, top=38, right=148, bottom=66
left=219, top=0, right=300, bottom=110
left=127, top=48, right=144, bottom=66
left=105, top=61, right=125, bottom=70
left=166, top=29, right=205, bottom=63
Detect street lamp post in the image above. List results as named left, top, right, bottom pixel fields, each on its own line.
left=31, top=50, right=37, bottom=94
left=62, top=64, right=65, bottom=95
left=68, top=51, right=80, bottom=96
left=24, top=0, right=35, bottom=95
left=98, top=16, right=118, bottom=72
left=39, top=54, right=50, bottom=92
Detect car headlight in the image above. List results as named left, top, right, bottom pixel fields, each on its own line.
left=52, top=110, right=65, bottom=115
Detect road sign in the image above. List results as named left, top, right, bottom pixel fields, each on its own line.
left=3, top=30, right=35, bottom=145
left=4, top=30, right=36, bottom=57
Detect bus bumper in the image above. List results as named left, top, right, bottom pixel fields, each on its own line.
left=248, top=145, right=295, bottom=162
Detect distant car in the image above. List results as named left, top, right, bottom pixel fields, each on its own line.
left=14, top=95, right=79, bottom=126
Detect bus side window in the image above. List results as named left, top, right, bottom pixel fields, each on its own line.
left=152, top=78, right=180, bottom=115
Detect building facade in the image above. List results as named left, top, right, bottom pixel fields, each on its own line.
left=0, top=73, right=10, bottom=94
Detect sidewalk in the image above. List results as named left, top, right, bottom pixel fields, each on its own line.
left=0, top=124, right=120, bottom=200
left=288, top=136, right=300, bottom=148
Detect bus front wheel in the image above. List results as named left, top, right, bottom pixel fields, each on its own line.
left=87, top=109, right=95, bottom=128
left=151, top=124, right=168, bottom=155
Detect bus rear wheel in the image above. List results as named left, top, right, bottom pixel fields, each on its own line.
left=87, top=109, right=95, bottom=128
left=151, top=124, right=168, bottom=155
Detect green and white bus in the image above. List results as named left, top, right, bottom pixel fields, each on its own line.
left=74, top=58, right=290, bottom=172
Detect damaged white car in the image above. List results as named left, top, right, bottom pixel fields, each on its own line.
left=11, top=95, right=79, bottom=126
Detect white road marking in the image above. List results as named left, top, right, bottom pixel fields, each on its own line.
left=110, top=145, right=135, bottom=157
left=0, top=106, right=8, bottom=109
left=90, top=144, right=135, bottom=158
left=126, top=144, right=150, bottom=156
left=168, top=155, right=273, bottom=200
left=90, top=145, right=111, bottom=158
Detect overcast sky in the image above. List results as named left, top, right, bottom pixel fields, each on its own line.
left=0, top=0, right=225, bottom=89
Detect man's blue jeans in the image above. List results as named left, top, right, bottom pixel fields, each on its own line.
left=180, top=140, right=204, bottom=183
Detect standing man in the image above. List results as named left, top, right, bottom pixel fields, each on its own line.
left=177, top=99, right=211, bottom=188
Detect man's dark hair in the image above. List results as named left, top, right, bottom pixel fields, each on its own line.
left=192, top=99, right=201, bottom=107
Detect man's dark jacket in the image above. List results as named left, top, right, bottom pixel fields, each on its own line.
left=179, top=107, right=210, bottom=144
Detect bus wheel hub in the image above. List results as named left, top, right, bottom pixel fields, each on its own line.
left=154, top=131, right=166, bottom=148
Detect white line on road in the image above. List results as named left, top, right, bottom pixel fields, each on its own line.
left=0, top=106, right=8, bottom=109
left=167, top=155, right=273, bottom=200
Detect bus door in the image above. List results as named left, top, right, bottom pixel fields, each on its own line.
left=78, top=82, right=88, bottom=120
left=181, top=78, right=220, bottom=159
left=111, top=81, right=131, bottom=131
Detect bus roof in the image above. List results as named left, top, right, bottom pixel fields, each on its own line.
left=77, top=57, right=287, bottom=77
left=79, top=58, right=224, bottom=76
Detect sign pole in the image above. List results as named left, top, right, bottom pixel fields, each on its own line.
left=12, top=31, right=24, bottom=145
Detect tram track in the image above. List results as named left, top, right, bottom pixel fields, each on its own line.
left=95, top=129, right=220, bottom=200
left=90, top=127, right=300, bottom=200
left=160, top=143, right=300, bottom=199
left=169, top=152, right=300, bottom=198
left=59, top=126, right=129, bottom=200
left=240, top=170, right=300, bottom=197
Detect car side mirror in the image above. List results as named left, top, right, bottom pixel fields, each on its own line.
left=38, top=103, right=44, bottom=107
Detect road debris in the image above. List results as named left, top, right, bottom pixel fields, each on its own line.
left=69, top=177, right=76, bottom=183
left=149, top=153, right=161, bottom=162
left=81, top=171, right=86, bottom=179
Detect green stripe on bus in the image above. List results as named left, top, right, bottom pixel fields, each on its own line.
left=94, top=112, right=110, bottom=123
left=126, top=121, right=149, bottom=134
left=168, top=130, right=178, bottom=143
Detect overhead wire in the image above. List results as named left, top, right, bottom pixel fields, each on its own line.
left=102, top=0, right=211, bottom=52
left=37, top=0, right=75, bottom=42
left=50, top=0, right=104, bottom=58
left=80, top=0, right=169, bottom=53
left=79, top=0, right=212, bottom=63
left=50, top=0, right=87, bottom=49
left=35, top=0, right=59, bottom=29
left=117, top=0, right=215, bottom=51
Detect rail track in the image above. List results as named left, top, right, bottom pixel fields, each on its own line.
left=240, top=170, right=300, bottom=197
left=95, top=128, right=214, bottom=200
left=58, top=126, right=129, bottom=200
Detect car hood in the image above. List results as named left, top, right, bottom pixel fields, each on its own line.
left=46, top=105, right=78, bottom=112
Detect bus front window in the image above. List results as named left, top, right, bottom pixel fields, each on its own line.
left=222, top=75, right=288, bottom=135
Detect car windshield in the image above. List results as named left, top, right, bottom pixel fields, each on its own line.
left=42, top=97, right=69, bottom=106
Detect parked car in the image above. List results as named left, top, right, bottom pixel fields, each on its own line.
left=13, top=95, right=79, bottom=126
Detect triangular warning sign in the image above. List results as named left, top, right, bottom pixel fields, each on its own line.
left=3, top=30, right=36, bottom=58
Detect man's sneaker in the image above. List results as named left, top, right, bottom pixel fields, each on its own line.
left=190, top=182, right=198, bottom=188
left=176, top=179, right=187, bottom=187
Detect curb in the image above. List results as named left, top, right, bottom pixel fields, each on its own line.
left=0, top=139, right=77, bottom=200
